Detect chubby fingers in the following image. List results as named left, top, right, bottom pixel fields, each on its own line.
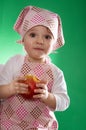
left=33, top=82, right=48, bottom=99
left=15, top=82, right=28, bottom=94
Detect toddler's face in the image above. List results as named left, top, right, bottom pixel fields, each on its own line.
left=23, top=25, right=56, bottom=62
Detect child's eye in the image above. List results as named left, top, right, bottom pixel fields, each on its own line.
left=45, top=35, right=52, bottom=40
left=29, top=33, right=36, bottom=37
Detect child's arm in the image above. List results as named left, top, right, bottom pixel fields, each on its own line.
left=33, top=72, right=70, bottom=111
left=0, top=80, right=28, bottom=99
left=41, top=92, right=56, bottom=110
left=33, top=81, right=56, bottom=110
left=0, top=84, right=14, bottom=99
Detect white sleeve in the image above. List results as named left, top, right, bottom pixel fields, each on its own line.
left=0, top=55, right=24, bottom=85
left=51, top=66, right=70, bottom=111
left=0, top=64, right=4, bottom=72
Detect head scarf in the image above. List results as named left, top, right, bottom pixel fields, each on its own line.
left=13, top=5, right=65, bottom=50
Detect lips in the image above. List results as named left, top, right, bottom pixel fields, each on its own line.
left=34, top=47, right=44, bottom=51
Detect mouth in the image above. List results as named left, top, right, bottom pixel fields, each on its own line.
left=33, top=47, right=44, bottom=51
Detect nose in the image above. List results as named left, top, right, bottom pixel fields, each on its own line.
left=36, top=36, right=44, bottom=44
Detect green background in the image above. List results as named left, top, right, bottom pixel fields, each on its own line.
left=0, top=0, right=86, bottom=130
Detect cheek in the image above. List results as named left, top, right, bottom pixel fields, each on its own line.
left=49, top=40, right=56, bottom=51
left=45, top=44, right=53, bottom=54
left=23, top=41, right=30, bottom=52
left=48, top=41, right=54, bottom=50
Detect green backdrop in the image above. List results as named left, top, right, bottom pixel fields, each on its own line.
left=0, top=0, right=86, bottom=130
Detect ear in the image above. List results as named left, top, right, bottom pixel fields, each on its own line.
left=53, top=15, right=65, bottom=50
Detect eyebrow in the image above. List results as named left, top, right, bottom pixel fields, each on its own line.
left=29, top=28, right=38, bottom=32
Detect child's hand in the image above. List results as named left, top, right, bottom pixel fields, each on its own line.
left=33, top=80, right=49, bottom=101
left=9, top=78, right=28, bottom=96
